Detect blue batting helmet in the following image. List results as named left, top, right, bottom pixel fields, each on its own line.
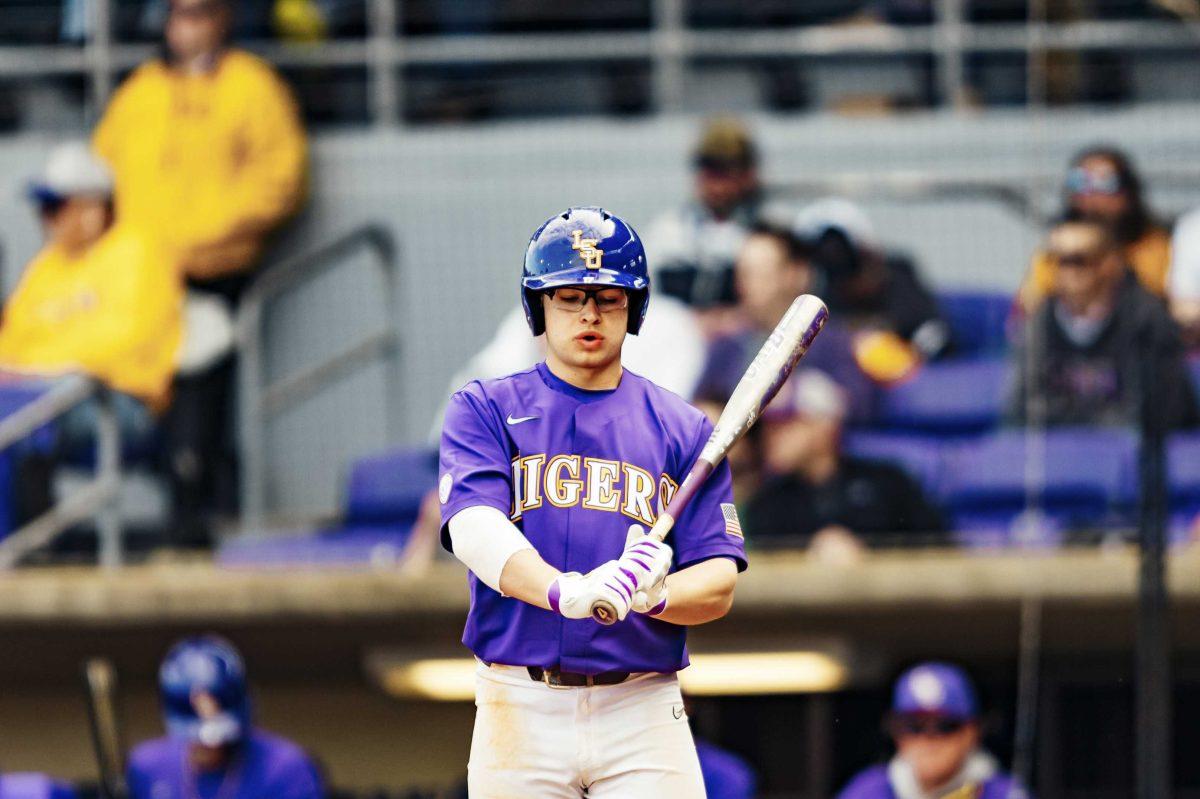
left=521, top=207, right=650, bottom=336
left=159, top=636, right=250, bottom=746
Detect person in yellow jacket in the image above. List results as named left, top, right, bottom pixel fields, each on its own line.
left=93, top=0, right=307, bottom=291
left=0, top=143, right=182, bottom=413
left=0, top=144, right=183, bottom=526
left=1019, top=147, right=1171, bottom=312
left=92, top=0, right=308, bottom=545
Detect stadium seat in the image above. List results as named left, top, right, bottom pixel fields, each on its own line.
left=1168, top=433, right=1200, bottom=516
left=218, top=445, right=438, bottom=568
left=940, top=428, right=1138, bottom=546
left=842, top=432, right=945, bottom=496
left=937, top=291, right=1013, bottom=356
left=875, top=358, right=1008, bottom=435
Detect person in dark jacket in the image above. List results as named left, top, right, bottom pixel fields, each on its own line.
left=743, top=370, right=944, bottom=552
left=1008, top=215, right=1198, bottom=430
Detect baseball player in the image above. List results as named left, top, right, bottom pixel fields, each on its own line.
left=438, top=207, right=747, bottom=797
left=836, top=662, right=1030, bottom=799
left=126, top=636, right=324, bottom=799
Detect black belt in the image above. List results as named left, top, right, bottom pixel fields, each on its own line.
left=527, top=666, right=631, bottom=688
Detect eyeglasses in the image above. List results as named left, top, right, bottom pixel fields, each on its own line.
left=890, top=716, right=967, bottom=738
left=1051, top=248, right=1105, bottom=269
left=1065, top=167, right=1122, bottom=196
left=546, top=287, right=629, bottom=313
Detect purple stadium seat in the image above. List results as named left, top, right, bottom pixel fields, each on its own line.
left=876, top=358, right=1008, bottom=435
left=218, top=446, right=438, bottom=568
left=941, top=428, right=1138, bottom=545
left=344, top=446, right=438, bottom=526
left=842, top=432, right=945, bottom=495
left=937, top=291, right=1013, bottom=356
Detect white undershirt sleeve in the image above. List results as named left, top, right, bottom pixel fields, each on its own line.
left=447, top=505, right=536, bottom=595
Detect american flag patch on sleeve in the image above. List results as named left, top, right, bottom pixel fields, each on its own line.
left=721, top=503, right=744, bottom=538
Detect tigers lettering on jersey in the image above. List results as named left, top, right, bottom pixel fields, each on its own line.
left=511, top=454, right=678, bottom=527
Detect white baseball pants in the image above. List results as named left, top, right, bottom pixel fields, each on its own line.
left=468, top=662, right=706, bottom=798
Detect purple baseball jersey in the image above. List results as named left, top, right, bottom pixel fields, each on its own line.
left=695, top=738, right=758, bottom=799
left=0, top=774, right=78, bottom=799
left=126, top=729, right=323, bottom=799
left=836, top=764, right=1029, bottom=799
left=439, top=362, right=747, bottom=674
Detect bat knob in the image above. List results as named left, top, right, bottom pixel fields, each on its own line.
left=590, top=599, right=618, bottom=625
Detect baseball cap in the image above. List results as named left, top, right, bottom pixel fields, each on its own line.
left=763, top=369, right=848, bottom=423
left=793, top=197, right=881, bottom=254
left=28, top=142, right=114, bottom=205
left=693, top=117, right=758, bottom=170
left=892, top=662, right=979, bottom=720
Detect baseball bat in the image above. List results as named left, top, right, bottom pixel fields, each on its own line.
left=591, top=294, right=829, bottom=624
left=83, top=657, right=129, bottom=799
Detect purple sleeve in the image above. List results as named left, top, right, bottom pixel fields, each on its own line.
left=835, top=765, right=892, bottom=799
left=671, top=415, right=748, bottom=572
left=438, top=387, right=514, bottom=535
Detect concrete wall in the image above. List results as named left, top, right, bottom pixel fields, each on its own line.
left=3, top=105, right=1200, bottom=516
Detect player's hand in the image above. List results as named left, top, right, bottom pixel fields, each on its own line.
left=631, top=573, right=668, bottom=617
left=618, top=524, right=673, bottom=595
left=549, top=564, right=634, bottom=622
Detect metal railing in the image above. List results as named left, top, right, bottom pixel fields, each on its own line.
left=0, top=375, right=123, bottom=569
left=237, top=224, right=399, bottom=528
left=1, top=1, right=1199, bottom=124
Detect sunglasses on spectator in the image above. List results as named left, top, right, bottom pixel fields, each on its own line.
left=890, top=716, right=967, bottom=738
left=1050, top=248, right=1106, bottom=269
left=1065, top=167, right=1122, bottom=196
left=546, top=287, right=629, bottom=313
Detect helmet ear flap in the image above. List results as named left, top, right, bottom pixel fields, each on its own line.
left=627, top=290, right=649, bottom=335
left=522, top=288, right=546, bottom=335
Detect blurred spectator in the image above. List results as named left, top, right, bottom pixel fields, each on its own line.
left=645, top=117, right=764, bottom=318
left=742, top=370, right=944, bottom=552
left=1008, top=216, right=1198, bottom=430
left=0, top=143, right=181, bottom=460
left=0, top=774, right=77, bottom=799
left=1168, top=206, right=1200, bottom=348
left=93, top=0, right=308, bottom=544
left=128, top=636, right=323, bottom=799
left=1019, top=147, right=1171, bottom=311
left=836, top=662, right=1030, bottom=799
left=793, top=198, right=952, bottom=379
left=695, top=224, right=877, bottom=423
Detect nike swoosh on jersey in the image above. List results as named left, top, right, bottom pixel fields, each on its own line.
left=506, top=414, right=539, bottom=425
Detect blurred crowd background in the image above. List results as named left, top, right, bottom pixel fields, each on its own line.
left=1, top=1, right=1200, bottom=798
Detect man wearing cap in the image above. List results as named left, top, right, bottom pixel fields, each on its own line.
left=836, top=663, right=1029, bottom=799
left=694, top=223, right=876, bottom=424
left=645, top=116, right=764, bottom=315
left=742, top=369, right=944, bottom=554
left=0, top=144, right=182, bottom=526
left=127, top=635, right=323, bottom=799
left=794, top=198, right=951, bottom=380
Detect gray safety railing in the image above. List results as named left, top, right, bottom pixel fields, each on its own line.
left=237, top=225, right=399, bottom=529
left=0, top=374, right=123, bottom=569
left=1, top=0, right=1199, bottom=123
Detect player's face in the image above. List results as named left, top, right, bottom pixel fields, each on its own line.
left=893, top=716, right=980, bottom=791
left=43, top=196, right=110, bottom=253
left=541, top=287, right=628, bottom=377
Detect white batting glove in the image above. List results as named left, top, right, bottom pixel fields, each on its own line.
left=548, top=564, right=634, bottom=622
left=618, top=524, right=673, bottom=596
